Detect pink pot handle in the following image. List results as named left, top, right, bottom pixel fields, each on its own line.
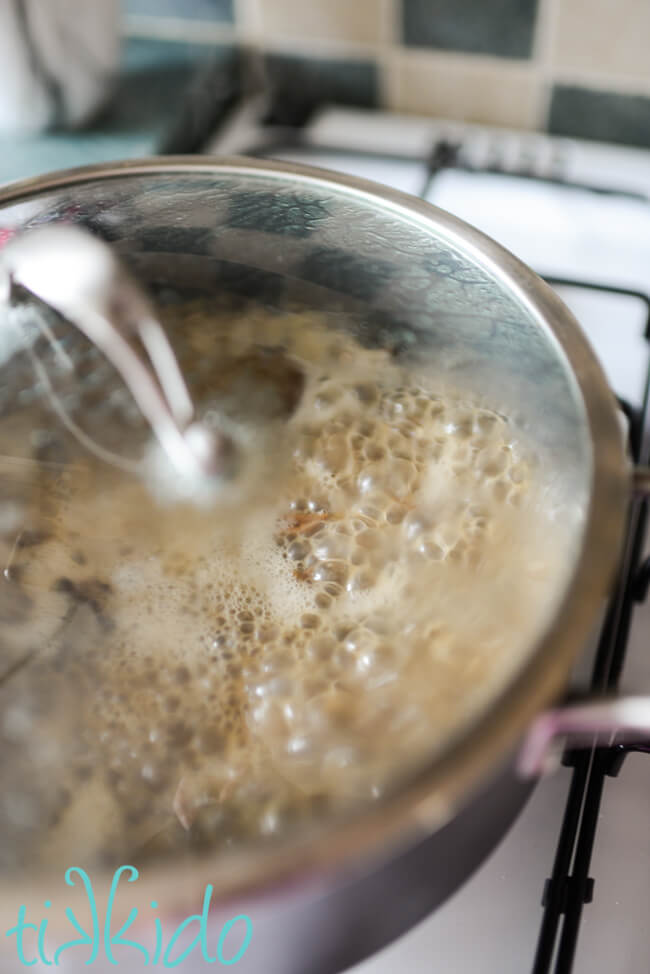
left=518, top=696, right=650, bottom=777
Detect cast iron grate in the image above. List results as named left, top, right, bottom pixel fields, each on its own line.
left=529, top=276, right=650, bottom=974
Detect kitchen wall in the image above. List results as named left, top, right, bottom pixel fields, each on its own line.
left=123, top=0, right=650, bottom=148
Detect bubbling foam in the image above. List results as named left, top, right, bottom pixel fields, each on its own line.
left=0, top=304, right=575, bottom=872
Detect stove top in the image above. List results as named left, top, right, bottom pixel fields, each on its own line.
left=205, top=106, right=650, bottom=974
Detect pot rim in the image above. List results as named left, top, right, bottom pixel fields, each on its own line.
left=0, top=156, right=630, bottom=910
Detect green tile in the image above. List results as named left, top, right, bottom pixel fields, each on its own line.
left=402, top=0, right=540, bottom=59
left=548, top=85, right=650, bottom=149
left=265, top=54, right=379, bottom=114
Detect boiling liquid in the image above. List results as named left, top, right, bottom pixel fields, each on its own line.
left=0, top=305, right=576, bottom=871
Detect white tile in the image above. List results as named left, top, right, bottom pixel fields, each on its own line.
left=552, top=0, right=650, bottom=84
left=257, top=0, right=386, bottom=46
left=387, top=50, right=540, bottom=129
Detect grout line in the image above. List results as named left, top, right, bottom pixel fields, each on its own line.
left=382, top=46, right=402, bottom=111
left=376, top=0, right=401, bottom=106
left=253, top=34, right=382, bottom=60
left=380, top=0, right=401, bottom=46
left=232, top=0, right=263, bottom=44
left=123, top=15, right=237, bottom=45
left=532, top=0, right=561, bottom=131
left=531, top=0, right=556, bottom=69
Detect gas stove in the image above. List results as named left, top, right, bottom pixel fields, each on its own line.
left=206, top=105, right=650, bottom=974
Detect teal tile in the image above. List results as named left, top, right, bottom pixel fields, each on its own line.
left=123, top=0, right=233, bottom=22
left=0, top=38, right=235, bottom=186
left=402, top=0, right=540, bottom=59
left=548, top=86, right=650, bottom=149
left=0, top=133, right=151, bottom=186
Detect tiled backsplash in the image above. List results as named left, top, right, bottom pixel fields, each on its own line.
left=122, top=0, right=650, bottom=147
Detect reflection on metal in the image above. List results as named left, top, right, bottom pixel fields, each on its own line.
left=0, top=224, right=231, bottom=481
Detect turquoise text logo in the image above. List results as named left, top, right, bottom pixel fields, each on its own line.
left=5, top=866, right=252, bottom=967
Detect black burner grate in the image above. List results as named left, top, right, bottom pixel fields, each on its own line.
left=530, top=277, right=650, bottom=974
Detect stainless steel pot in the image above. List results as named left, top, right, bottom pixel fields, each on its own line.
left=0, top=157, right=648, bottom=974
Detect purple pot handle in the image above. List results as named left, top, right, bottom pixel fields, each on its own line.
left=518, top=463, right=649, bottom=778
left=517, top=696, right=650, bottom=777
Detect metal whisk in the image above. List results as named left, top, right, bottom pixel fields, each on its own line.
left=0, top=224, right=234, bottom=485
